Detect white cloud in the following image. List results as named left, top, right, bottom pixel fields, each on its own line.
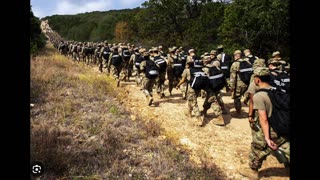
left=54, top=0, right=114, bottom=15
left=32, top=6, right=46, bottom=18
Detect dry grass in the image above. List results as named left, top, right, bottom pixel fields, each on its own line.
left=31, top=44, right=227, bottom=179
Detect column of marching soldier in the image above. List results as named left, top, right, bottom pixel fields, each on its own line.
left=42, top=22, right=291, bottom=179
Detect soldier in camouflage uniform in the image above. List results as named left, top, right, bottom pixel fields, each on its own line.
left=267, top=51, right=290, bottom=73
left=243, top=49, right=259, bottom=105
left=153, top=48, right=167, bottom=98
left=200, top=56, right=225, bottom=126
left=100, top=41, right=111, bottom=73
left=167, top=47, right=183, bottom=96
left=239, top=67, right=290, bottom=179
left=209, top=50, right=228, bottom=114
left=140, top=52, right=159, bottom=106
left=216, top=45, right=233, bottom=93
left=108, top=47, right=123, bottom=87
left=129, top=48, right=144, bottom=86
left=229, top=50, right=249, bottom=114
left=176, top=50, right=202, bottom=121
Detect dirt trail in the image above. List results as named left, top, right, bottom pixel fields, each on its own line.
left=93, top=67, right=289, bottom=179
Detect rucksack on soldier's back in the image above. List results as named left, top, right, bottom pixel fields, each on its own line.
left=269, top=70, right=290, bottom=93
left=208, top=66, right=226, bottom=92
left=238, top=60, right=253, bottom=85
left=189, top=67, right=208, bottom=90
left=145, top=60, right=159, bottom=79
left=256, top=88, right=290, bottom=140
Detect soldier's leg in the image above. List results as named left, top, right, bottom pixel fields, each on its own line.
left=168, top=75, right=174, bottom=96
left=202, top=90, right=213, bottom=117
left=216, top=91, right=228, bottom=114
left=99, top=58, right=103, bottom=72
left=160, top=72, right=166, bottom=97
left=209, top=91, right=225, bottom=126
left=188, top=88, right=201, bottom=117
left=143, top=78, right=154, bottom=106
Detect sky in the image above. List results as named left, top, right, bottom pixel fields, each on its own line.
left=31, top=0, right=146, bottom=18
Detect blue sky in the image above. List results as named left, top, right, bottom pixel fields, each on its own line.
left=31, top=0, right=146, bottom=18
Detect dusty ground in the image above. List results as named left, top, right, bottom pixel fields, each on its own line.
left=100, top=71, right=290, bottom=180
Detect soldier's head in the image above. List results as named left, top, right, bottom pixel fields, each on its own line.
left=243, top=49, right=251, bottom=56
left=210, top=50, right=217, bottom=59
left=143, top=52, right=150, bottom=60
left=203, top=55, right=211, bottom=65
left=153, top=48, right=159, bottom=55
left=104, top=40, right=108, bottom=45
left=169, top=47, right=175, bottom=54
left=253, top=67, right=270, bottom=86
left=267, top=59, right=280, bottom=70
left=217, top=45, right=224, bottom=53
left=233, top=50, right=242, bottom=60
left=158, top=45, right=163, bottom=50
left=272, top=51, right=281, bottom=58
left=188, top=49, right=195, bottom=55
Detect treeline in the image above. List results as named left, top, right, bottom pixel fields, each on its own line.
left=44, top=0, right=289, bottom=60
left=30, top=6, right=47, bottom=55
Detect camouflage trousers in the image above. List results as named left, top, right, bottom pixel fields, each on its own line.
left=232, top=85, right=248, bottom=112
left=120, top=60, right=131, bottom=81
left=168, top=75, right=181, bottom=95
left=249, top=112, right=290, bottom=170
left=156, top=71, right=166, bottom=94
left=187, top=88, right=201, bottom=117
left=110, top=65, right=122, bottom=80
left=133, top=66, right=143, bottom=86
left=102, top=58, right=110, bottom=73
left=203, top=89, right=223, bottom=116
left=143, top=77, right=156, bottom=97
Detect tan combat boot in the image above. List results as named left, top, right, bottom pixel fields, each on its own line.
left=239, top=166, right=259, bottom=180
left=212, top=115, right=225, bottom=126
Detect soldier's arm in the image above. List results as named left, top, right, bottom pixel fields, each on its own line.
left=176, top=70, right=188, bottom=88
left=140, top=61, right=146, bottom=71
left=258, top=109, right=278, bottom=150
left=228, top=63, right=237, bottom=88
left=176, top=77, right=186, bottom=89
left=129, top=54, right=135, bottom=64
left=107, top=53, right=112, bottom=67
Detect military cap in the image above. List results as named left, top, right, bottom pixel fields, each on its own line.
left=127, top=43, right=130, bottom=46
left=133, top=47, right=138, bottom=51
left=172, top=46, right=178, bottom=51
left=158, top=45, right=163, bottom=49
left=217, top=45, right=224, bottom=49
left=254, top=67, right=270, bottom=76
left=203, top=52, right=210, bottom=56
left=188, top=49, right=195, bottom=53
left=272, top=51, right=280, bottom=57
left=179, top=46, right=183, bottom=50
left=203, top=56, right=211, bottom=61
left=267, top=59, right=280, bottom=65
left=210, top=50, right=217, bottom=55
left=168, top=47, right=175, bottom=53
left=233, top=50, right=242, bottom=55
left=104, top=40, right=108, bottom=44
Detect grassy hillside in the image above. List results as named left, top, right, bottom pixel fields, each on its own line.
left=30, top=43, right=226, bottom=179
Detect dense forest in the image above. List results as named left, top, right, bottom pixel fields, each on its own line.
left=42, top=0, right=289, bottom=60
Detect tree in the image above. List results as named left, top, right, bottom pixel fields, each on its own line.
left=218, top=0, right=289, bottom=59
left=30, top=6, right=47, bottom=55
